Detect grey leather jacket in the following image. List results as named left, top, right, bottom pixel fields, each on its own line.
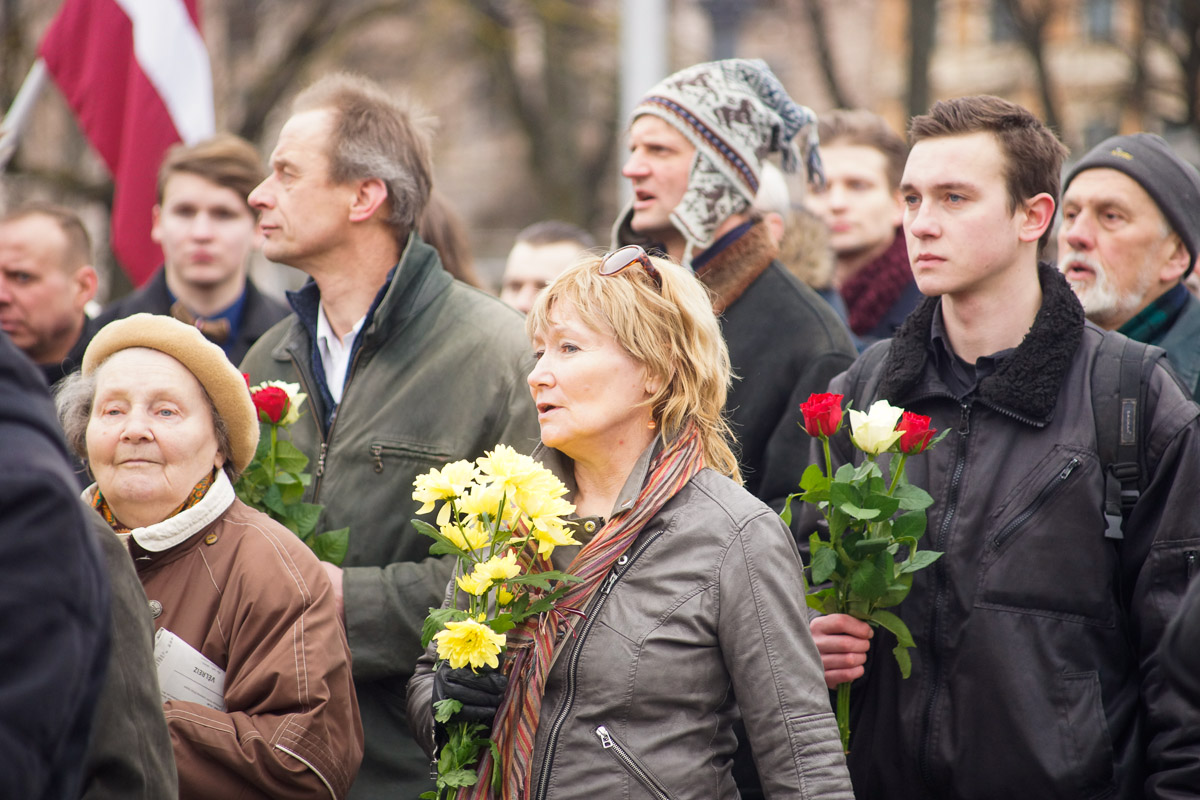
left=408, top=451, right=852, bottom=799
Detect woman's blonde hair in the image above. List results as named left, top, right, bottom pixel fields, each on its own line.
left=526, top=252, right=741, bottom=482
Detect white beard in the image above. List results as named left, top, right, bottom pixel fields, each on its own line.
left=1060, top=250, right=1153, bottom=328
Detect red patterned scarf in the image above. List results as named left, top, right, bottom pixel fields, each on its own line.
left=462, top=423, right=706, bottom=799
left=841, top=229, right=912, bottom=336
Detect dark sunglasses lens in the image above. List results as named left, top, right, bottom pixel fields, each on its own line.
left=600, top=247, right=641, bottom=276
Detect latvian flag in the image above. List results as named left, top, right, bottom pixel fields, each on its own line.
left=39, top=0, right=215, bottom=287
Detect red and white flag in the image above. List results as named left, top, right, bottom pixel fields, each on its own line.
left=39, top=0, right=214, bottom=287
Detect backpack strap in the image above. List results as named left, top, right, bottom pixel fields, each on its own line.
left=1092, top=333, right=1160, bottom=540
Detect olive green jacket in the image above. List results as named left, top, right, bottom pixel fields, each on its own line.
left=241, top=234, right=539, bottom=798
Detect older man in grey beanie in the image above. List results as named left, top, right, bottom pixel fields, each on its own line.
left=615, top=58, right=856, bottom=516
left=1058, top=133, right=1200, bottom=394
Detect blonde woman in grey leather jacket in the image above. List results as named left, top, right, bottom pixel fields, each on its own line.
left=408, top=247, right=852, bottom=799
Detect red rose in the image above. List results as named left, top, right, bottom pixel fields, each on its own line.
left=800, top=392, right=844, bottom=438
left=251, top=386, right=290, bottom=424
left=897, top=411, right=936, bottom=454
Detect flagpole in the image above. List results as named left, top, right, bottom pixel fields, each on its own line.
left=0, top=58, right=48, bottom=173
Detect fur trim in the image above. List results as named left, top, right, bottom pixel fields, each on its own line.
left=694, top=219, right=779, bottom=313
left=879, top=263, right=1084, bottom=421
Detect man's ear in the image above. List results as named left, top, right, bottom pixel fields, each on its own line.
left=1018, top=193, right=1056, bottom=244
left=150, top=205, right=163, bottom=244
left=71, top=265, right=99, bottom=308
left=890, top=189, right=905, bottom=228
left=348, top=177, right=389, bottom=223
left=1160, top=233, right=1191, bottom=285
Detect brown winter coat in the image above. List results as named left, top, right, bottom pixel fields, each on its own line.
left=109, top=476, right=364, bottom=799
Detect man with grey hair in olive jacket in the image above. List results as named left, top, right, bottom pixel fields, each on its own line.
left=241, top=73, right=538, bottom=799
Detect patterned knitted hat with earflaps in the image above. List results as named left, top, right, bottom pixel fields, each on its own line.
left=621, top=58, right=823, bottom=265
left=81, top=313, right=259, bottom=474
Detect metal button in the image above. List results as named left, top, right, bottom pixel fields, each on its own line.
left=617, top=554, right=629, bottom=566
left=204, top=532, right=218, bottom=545
left=148, top=599, right=163, bottom=619
left=583, top=520, right=597, bottom=533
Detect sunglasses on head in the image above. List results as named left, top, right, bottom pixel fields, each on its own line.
left=599, top=245, right=662, bottom=288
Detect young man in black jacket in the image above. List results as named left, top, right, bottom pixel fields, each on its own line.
left=805, top=95, right=1200, bottom=798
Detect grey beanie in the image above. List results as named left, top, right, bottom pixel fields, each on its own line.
left=621, top=58, right=821, bottom=263
left=1063, top=133, right=1200, bottom=275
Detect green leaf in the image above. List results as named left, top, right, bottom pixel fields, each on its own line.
left=833, top=462, right=858, bottom=483
left=439, top=768, right=479, bottom=788
left=506, top=570, right=584, bottom=590
left=838, top=502, right=882, bottom=521
left=893, top=483, right=934, bottom=511
left=422, top=607, right=469, bottom=648
left=262, top=483, right=287, bottom=516
left=891, top=511, right=926, bottom=541
left=310, top=527, right=349, bottom=565
left=804, top=593, right=828, bottom=614
left=487, top=613, right=515, bottom=635
left=893, top=644, right=913, bottom=679
left=861, top=493, right=900, bottom=520
left=273, top=439, right=310, bottom=473
left=878, top=574, right=913, bottom=607
left=509, top=584, right=573, bottom=623
left=869, top=609, right=915, bottom=647
left=810, top=546, right=838, bottom=584
left=853, top=537, right=893, bottom=556
left=411, top=519, right=472, bottom=561
left=780, top=493, right=795, bottom=526
left=799, top=463, right=829, bottom=492
left=901, top=549, right=943, bottom=574
left=433, top=698, right=463, bottom=724
left=420, top=792, right=438, bottom=799
left=850, top=560, right=888, bottom=600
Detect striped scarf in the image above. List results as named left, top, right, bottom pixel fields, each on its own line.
left=462, top=423, right=706, bottom=799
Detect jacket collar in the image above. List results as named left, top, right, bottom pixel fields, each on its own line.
left=613, top=206, right=777, bottom=313
left=879, top=262, right=1084, bottom=423
left=277, top=232, right=452, bottom=359
left=82, top=470, right=236, bottom=552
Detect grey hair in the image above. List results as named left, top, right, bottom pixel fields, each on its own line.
left=55, top=367, right=238, bottom=482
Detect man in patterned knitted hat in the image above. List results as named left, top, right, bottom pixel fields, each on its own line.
left=614, top=59, right=856, bottom=511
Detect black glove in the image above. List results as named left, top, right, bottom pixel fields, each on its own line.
left=433, top=663, right=508, bottom=728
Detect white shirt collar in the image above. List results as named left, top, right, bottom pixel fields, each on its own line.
left=316, top=302, right=366, bottom=405
left=82, top=470, right=237, bottom=552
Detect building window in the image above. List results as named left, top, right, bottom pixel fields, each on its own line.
left=1085, top=0, right=1114, bottom=41
left=991, top=0, right=1020, bottom=43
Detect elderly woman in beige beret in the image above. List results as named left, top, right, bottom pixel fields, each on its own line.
left=56, top=313, right=363, bottom=800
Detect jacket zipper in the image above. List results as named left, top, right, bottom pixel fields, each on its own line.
left=991, top=458, right=1081, bottom=549
left=1187, top=551, right=1197, bottom=581
left=532, top=529, right=666, bottom=800
left=594, top=725, right=673, bottom=800
left=294, top=341, right=369, bottom=500
left=918, top=401, right=970, bottom=789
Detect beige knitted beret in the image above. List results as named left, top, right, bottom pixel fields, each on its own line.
left=82, top=313, right=259, bottom=473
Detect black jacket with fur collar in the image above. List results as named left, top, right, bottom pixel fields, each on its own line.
left=806, top=263, right=1200, bottom=798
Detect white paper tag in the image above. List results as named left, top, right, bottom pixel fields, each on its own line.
left=153, top=627, right=227, bottom=711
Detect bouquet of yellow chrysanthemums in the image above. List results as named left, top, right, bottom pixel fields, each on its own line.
left=412, top=445, right=582, bottom=799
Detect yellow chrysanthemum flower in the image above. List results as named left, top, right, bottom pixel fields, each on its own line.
left=475, top=551, right=521, bottom=582
left=477, top=445, right=544, bottom=497
left=530, top=519, right=582, bottom=557
left=434, top=617, right=506, bottom=670
left=412, top=460, right=479, bottom=514
left=497, top=586, right=514, bottom=606
left=456, top=571, right=491, bottom=596
left=440, top=522, right=491, bottom=553
left=457, top=481, right=508, bottom=525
